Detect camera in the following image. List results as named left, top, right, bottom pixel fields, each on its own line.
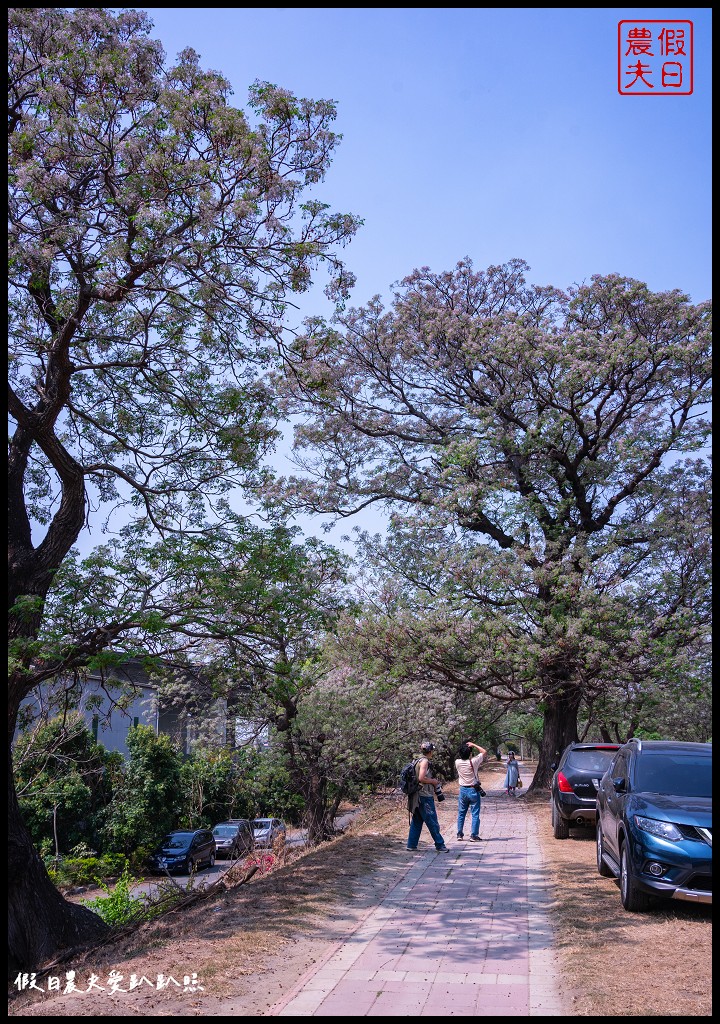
left=434, top=784, right=445, bottom=802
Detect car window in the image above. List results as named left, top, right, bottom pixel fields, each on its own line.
left=213, top=825, right=238, bottom=837
left=635, top=754, right=712, bottom=797
left=612, top=754, right=628, bottom=782
left=565, top=750, right=618, bottom=772
left=162, top=833, right=193, bottom=849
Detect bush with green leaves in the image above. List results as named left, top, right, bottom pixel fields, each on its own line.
left=230, top=745, right=305, bottom=824
left=180, top=743, right=305, bottom=827
left=47, top=853, right=129, bottom=890
left=14, top=712, right=121, bottom=855
left=181, top=746, right=239, bottom=829
left=82, top=863, right=148, bottom=927
left=103, top=725, right=184, bottom=854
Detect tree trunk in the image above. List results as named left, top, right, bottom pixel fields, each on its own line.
left=303, top=764, right=332, bottom=844
left=531, top=684, right=582, bottom=791
left=8, top=747, right=109, bottom=972
left=327, top=788, right=344, bottom=828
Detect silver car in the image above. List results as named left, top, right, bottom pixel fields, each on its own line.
left=252, top=817, right=286, bottom=849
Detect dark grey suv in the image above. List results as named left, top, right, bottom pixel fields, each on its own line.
left=212, top=819, right=254, bottom=860
left=550, top=742, right=621, bottom=839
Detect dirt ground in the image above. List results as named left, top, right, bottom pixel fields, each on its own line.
left=8, top=761, right=712, bottom=1017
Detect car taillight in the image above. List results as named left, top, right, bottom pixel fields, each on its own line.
left=557, top=771, right=574, bottom=793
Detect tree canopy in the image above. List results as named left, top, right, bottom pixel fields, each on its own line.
left=7, top=8, right=711, bottom=971
left=279, top=258, right=712, bottom=783
left=9, top=6, right=359, bottom=657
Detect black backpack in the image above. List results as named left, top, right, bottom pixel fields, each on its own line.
left=399, top=759, right=420, bottom=797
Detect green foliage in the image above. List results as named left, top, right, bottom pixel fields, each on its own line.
left=279, top=259, right=712, bottom=778
left=495, top=711, right=545, bottom=758
left=47, top=854, right=128, bottom=889
left=579, top=658, right=712, bottom=744
left=15, top=706, right=309, bottom=864
left=14, top=713, right=118, bottom=854
left=82, top=863, right=148, bottom=927
left=231, top=745, right=305, bottom=823
left=8, top=0, right=361, bottom=742
left=181, top=747, right=239, bottom=828
left=8, top=4, right=361, bottom=967
left=103, top=725, right=184, bottom=854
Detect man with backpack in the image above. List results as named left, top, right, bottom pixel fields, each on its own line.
left=404, top=740, right=448, bottom=852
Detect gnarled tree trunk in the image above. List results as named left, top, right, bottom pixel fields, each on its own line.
left=530, top=683, right=582, bottom=791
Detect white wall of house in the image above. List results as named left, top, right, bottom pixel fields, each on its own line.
left=90, top=685, right=157, bottom=757
left=18, top=662, right=242, bottom=758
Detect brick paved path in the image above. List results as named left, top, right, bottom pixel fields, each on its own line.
left=270, top=775, right=567, bottom=1016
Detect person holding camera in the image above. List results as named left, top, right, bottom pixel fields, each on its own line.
left=455, top=739, right=488, bottom=841
left=406, top=740, right=449, bottom=853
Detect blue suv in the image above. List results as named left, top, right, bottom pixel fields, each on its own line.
left=596, top=739, right=712, bottom=911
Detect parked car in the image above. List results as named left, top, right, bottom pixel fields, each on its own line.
left=550, top=742, right=621, bottom=839
left=147, top=829, right=216, bottom=874
left=252, top=817, right=287, bottom=848
left=596, top=739, right=712, bottom=911
left=212, top=819, right=254, bottom=859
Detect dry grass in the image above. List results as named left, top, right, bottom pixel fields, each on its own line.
left=8, top=765, right=711, bottom=1017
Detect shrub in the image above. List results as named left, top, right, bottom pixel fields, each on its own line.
left=82, top=863, right=148, bottom=927
left=45, top=853, right=130, bottom=889
left=103, top=726, right=184, bottom=854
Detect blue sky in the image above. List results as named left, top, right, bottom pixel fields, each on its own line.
left=140, top=7, right=712, bottom=306
left=109, top=8, right=713, bottom=549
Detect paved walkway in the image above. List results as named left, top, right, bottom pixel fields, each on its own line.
left=269, top=773, right=567, bottom=1016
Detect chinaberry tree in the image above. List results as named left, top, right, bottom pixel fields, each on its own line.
left=8, top=7, right=359, bottom=969
left=289, top=658, right=479, bottom=831
left=278, top=259, right=712, bottom=788
left=39, top=512, right=352, bottom=841
left=158, top=524, right=352, bottom=844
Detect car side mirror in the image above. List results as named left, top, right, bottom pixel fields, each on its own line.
left=612, top=777, right=626, bottom=793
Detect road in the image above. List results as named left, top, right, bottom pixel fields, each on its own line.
left=132, top=828, right=308, bottom=900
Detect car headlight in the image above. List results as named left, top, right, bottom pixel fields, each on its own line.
left=634, top=815, right=684, bottom=842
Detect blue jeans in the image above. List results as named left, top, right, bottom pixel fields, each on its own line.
left=407, top=795, right=445, bottom=849
left=457, top=786, right=481, bottom=837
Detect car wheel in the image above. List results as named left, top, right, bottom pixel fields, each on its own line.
left=596, top=825, right=614, bottom=877
left=620, top=842, right=650, bottom=912
left=188, top=858, right=196, bottom=874
left=209, top=853, right=215, bottom=868
left=552, top=802, right=570, bottom=839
